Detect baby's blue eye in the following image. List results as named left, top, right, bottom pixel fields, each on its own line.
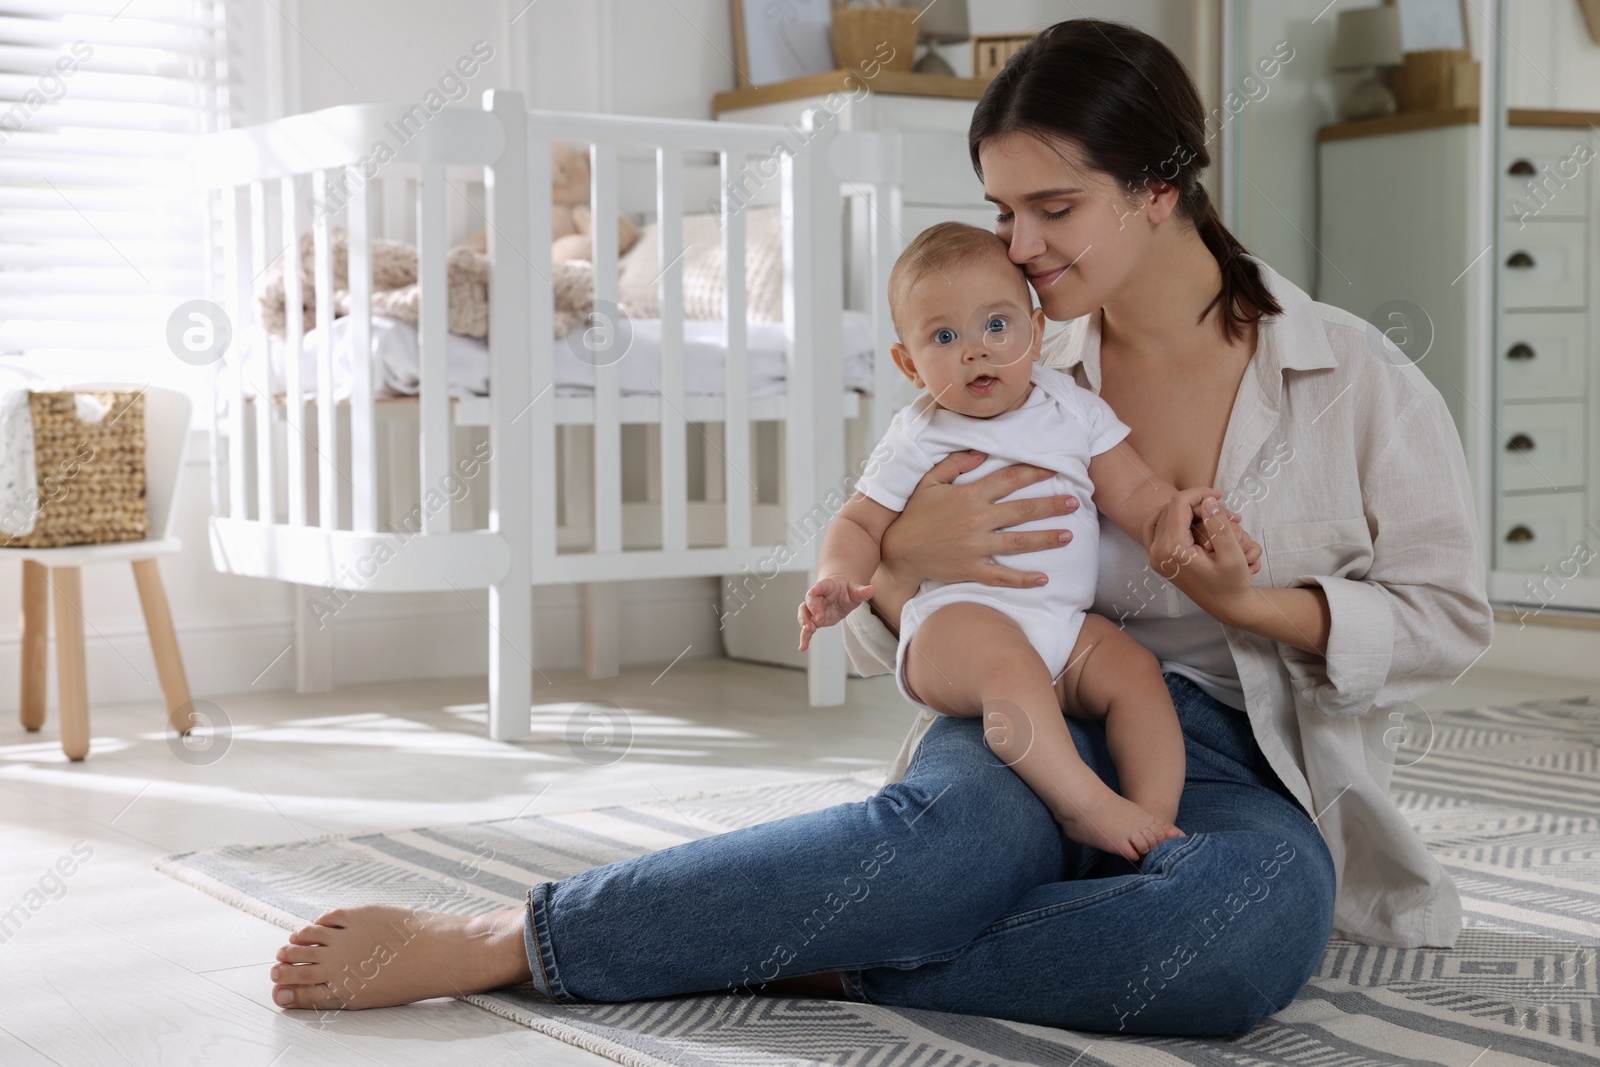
left=986, top=316, right=1008, bottom=332
left=933, top=327, right=956, bottom=345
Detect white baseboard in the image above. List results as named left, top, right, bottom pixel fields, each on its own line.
left=1481, top=610, right=1600, bottom=685
left=0, top=578, right=722, bottom=715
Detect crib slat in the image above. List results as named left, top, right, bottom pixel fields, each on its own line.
left=250, top=181, right=275, bottom=523
left=417, top=163, right=451, bottom=534
left=656, top=147, right=687, bottom=553
left=311, top=169, right=340, bottom=530
left=281, top=175, right=308, bottom=527
left=527, top=130, right=557, bottom=573
left=222, top=184, right=248, bottom=520
left=348, top=172, right=377, bottom=533
left=590, top=142, right=622, bottom=555
left=782, top=126, right=816, bottom=551
left=869, top=180, right=902, bottom=445
left=720, top=150, right=751, bottom=551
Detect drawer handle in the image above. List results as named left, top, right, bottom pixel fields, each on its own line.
left=1506, top=342, right=1536, bottom=361
left=1505, top=524, right=1535, bottom=544
left=1508, top=159, right=1537, bottom=177
left=1506, top=251, right=1536, bottom=269
left=1505, top=433, right=1536, bottom=452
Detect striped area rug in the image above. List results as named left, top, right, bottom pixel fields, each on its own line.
left=158, top=695, right=1600, bottom=1066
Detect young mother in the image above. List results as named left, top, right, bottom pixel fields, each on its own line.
left=269, top=19, right=1492, bottom=1034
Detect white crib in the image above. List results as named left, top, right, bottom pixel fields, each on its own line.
left=190, top=90, right=970, bottom=739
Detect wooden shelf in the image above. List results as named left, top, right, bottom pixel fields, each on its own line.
left=1318, top=108, right=1478, bottom=142
left=1507, top=107, right=1600, bottom=128
left=1319, top=107, right=1600, bottom=142
left=713, top=70, right=990, bottom=115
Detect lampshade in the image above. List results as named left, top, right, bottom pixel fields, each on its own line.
left=898, top=0, right=969, bottom=45
left=1332, top=6, right=1403, bottom=72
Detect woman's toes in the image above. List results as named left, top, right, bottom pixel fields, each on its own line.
left=273, top=982, right=342, bottom=1010
left=276, top=944, right=322, bottom=965
left=271, top=960, right=328, bottom=985
left=289, top=924, right=332, bottom=946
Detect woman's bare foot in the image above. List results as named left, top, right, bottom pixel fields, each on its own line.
left=1051, top=781, right=1184, bottom=863
left=269, top=905, right=532, bottom=1010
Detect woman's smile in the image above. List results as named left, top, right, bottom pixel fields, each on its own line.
left=1028, top=264, right=1068, bottom=287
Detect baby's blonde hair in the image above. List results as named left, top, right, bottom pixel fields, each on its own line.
left=887, top=222, right=1030, bottom=342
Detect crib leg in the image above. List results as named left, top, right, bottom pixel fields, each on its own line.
left=807, top=621, right=846, bottom=706
left=584, top=583, right=620, bottom=679
left=488, top=579, right=533, bottom=740
left=294, top=583, right=334, bottom=693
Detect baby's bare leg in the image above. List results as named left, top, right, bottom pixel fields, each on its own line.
left=1058, top=614, right=1186, bottom=832
left=903, top=603, right=1175, bottom=862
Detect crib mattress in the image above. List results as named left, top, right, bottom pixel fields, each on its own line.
left=234, top=312, right=879, bottom=402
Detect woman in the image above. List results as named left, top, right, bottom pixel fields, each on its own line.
left=268, top=19, right=1492, bottom=1035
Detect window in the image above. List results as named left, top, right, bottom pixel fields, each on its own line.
left=0, top=0, right=230, bottom=376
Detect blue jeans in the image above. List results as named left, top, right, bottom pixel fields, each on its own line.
left=522, top=674, right=1336, bottom=1035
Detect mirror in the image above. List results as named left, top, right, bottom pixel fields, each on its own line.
left=1226, top=0, right=1599, bottom=620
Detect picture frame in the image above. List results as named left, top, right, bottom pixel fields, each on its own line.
left=729, top=0, right=836, bottom=89
left=1385, top=0, right=1471, bottom=53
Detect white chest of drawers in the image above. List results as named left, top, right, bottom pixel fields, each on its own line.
left=1319, top=110, right=1600, bottom=614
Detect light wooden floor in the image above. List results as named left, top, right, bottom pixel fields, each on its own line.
left=1, top=657, right=1593, bottom=1066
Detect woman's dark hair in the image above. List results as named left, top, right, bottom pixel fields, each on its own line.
left=969, top=19, right=1280, bottom=343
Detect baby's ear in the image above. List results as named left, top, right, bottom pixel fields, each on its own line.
left=889, top=342, right=922, bottom=387
left=1029, top=306, right=1047, bottom=361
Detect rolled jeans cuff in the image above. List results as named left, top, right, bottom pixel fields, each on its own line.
left=523, top=882, right=576, bottom=1003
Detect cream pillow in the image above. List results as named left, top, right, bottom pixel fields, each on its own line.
left=617, top=202, right=784, bottom=322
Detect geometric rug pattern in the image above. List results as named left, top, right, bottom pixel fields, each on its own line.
left=158, top=695, right=1600, bottom=1066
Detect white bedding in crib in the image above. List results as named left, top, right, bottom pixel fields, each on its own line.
left=234, top=311, right=880, bottom=401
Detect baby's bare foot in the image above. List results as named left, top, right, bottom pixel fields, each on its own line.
left=269, top=905, right=531, bottom=1011
left=1052, top=785, right=1185, bottom=863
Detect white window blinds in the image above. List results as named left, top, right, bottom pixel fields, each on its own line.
left=0, top=0, right=230, bottom=358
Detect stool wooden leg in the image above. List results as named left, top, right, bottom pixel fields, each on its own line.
left=20, top=560, right=48, bottom=731
left=51, top=567, right=89, bottom=761
left=131, top=559, right=193, bottom=734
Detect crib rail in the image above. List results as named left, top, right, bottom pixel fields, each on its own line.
left=517, top=107, right=844, bottom=587
left=195, top=100, right=516, bottom=595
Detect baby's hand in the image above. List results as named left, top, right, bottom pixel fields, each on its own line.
left=1189, top=493, right=1263, bottom=574
left=798, top=577, right=875, bottom=651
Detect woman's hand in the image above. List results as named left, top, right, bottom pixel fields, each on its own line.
left=880, top=450, right=1080, bottom=587
left=1145, top=490, right=1259, bottom=625
left=867, top=451, right=1079, bottom=635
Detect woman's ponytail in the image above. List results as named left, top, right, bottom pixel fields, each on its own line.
left=1183, top=183, right=1281, bottom=344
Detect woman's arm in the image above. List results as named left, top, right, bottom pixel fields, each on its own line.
left=1148, top=392, right=1492, bottom=709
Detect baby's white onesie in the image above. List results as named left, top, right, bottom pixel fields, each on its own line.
left=853, top=364, right=1132, bottom=711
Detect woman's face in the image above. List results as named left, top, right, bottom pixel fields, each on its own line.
left=979, top=131, right=1157, bottom=322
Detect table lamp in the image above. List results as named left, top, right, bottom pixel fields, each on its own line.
left=1332, top=6, right=1403, bottom=120
left=898, top=0, right=970, bottom=76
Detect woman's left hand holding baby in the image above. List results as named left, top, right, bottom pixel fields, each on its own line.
left=1144, top=490, right=1261, bottom=625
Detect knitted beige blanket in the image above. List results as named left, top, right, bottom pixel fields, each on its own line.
left=254, top=204, right=785, bottom=344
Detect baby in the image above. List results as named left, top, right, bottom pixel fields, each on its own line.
left=798, top=222, right=1257, bottom=862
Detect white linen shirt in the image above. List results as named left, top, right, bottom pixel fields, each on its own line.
left=842, top=255, right=1495, bottom=950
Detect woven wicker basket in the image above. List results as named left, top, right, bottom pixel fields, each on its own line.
left=0, top=391, right=147, bottom=549
left=830, top=0, right=917, bottom=75
left=1392, top=48, right=1470, bottom=112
